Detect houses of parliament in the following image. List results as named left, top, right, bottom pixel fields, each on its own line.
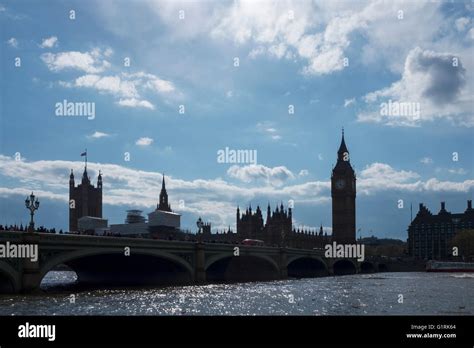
left=203, top=129, right=357, bottom=248
left=68, top=131, right=357, bottom=249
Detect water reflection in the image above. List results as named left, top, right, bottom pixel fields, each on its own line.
left=0, top=271, right=471, bottom=316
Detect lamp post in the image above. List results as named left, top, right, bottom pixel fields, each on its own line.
left=196, top=217, right=204, bottom=242
left=196, top=217, right=204, bottom=233
left=25, top=192, right=40, bottom=233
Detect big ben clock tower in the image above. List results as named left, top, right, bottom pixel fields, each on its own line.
left=331, top=128, right=356, bottom=243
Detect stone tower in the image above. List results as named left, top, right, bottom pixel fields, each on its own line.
left=69, top=163, right=102, bottom=232
left=331, top=129, right=356, bottom=243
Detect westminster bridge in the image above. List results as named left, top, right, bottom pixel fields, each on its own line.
left=0, top=231, right=394, bottom=293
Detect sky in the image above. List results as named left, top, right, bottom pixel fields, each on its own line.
left=0, top=0, right=473, bottom=240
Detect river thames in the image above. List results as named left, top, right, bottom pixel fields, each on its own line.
left=0, top=271, right=472, bottom=315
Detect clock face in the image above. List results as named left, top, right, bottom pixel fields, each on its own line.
left=335, top=179, right=346, bottom=189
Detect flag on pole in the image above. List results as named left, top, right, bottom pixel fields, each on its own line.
left=81, top=150, right=88, bottom=170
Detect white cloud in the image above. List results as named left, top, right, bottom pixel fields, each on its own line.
left=124, top=72, right=175, bottom=94
left=359, top=162, right=420, bottom=190
left=420, top=157, right=433, bottom=165
left=318, top=154, right=324, bottom=161
left=256, top=122, right=282, bottom=141
left=75, top=74, right=139, bottom=98
left=358, top=162, right=474, bottom=194
left=95, top=0, right=464, bottom=80
left=145, top=76, right=175, bottom=93
left=59, top=71, right=177, bottom=110
left=227, top=164, right=295, bottom=186
left=358, top=47, right=472, bottom=127
left=40, top=36, right=58, bottom=48
left=0, top=155, right=329, bottom=229
left=7, top=37, right=18, bottom=48
left=118, top=98, right=155, bottom=110
left=344, top=98, right=355, bottom=107
left=299, top=169, right=309, bottom=177
left=87, top=131, right=111, bottom=139
left=104, top=48, right=114, bottom=57
left=89, top=0, right=473, bottom=96
left=0, top=187, right=67, bottom=203
left=0, top=155, right=472, bottom=229
left=207, top=0, right=447, bottom=76
left=248, top=46, right=266, bottom=59
left=455, top=17, right=470, bottom=32
left=144, top=1, right=224, bottom=40
left=448, top=168, right=467, bottom=175
left=417, top=178, right=474, bottom=192
left=211, top=0, right=342, bottom=74
left=267, top=42, right=288, bottom=59
left=135, top=137, right=154, bottom=146
left=41, top=48, right=111, bottom=73
left=469, top=28, right=474, bottom=40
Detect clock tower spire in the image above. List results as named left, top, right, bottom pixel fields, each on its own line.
left=331, top=128, right=356, bottom=243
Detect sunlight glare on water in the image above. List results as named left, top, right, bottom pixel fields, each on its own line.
left=0, top=271, right=472, bottom=315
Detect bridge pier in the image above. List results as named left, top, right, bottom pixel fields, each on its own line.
left=279, top=247, right=288, bottom=279
left=194, top=243, right=206, bottom=283
left=20, top=233, right=41, bottom=293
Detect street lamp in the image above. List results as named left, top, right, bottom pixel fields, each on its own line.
left=196, top=217, right=204, bottom=242
left=196, top=217, right=204, bottom=233
left=25, top=192, right=40, bottom=232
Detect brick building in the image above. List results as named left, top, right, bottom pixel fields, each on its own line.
left=408, top=200, right=474, bottom=260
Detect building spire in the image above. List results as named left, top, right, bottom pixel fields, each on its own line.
left=337, top=127, right=349, bottom=161
left=157, top=173, right=171, bottom=212
left=69, top=169, right=75, bottom=187
left=97, top=170, right=103, bottom=189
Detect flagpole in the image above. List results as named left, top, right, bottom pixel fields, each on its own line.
left=85, top=149, right=87, bottom=170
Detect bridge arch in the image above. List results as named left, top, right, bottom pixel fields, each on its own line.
left=332, top=259, right=357, bottom=275
left=360, top=261, right=376, bottom=273
left=39, top=248, right=194, bottom=287
left=205, top=252, right=280, bottom=282
left=286, top=256, right=329, bottom=278
left=378, top=263, right=388, bottom=272
left=0, top=260, right=21, bottom=293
